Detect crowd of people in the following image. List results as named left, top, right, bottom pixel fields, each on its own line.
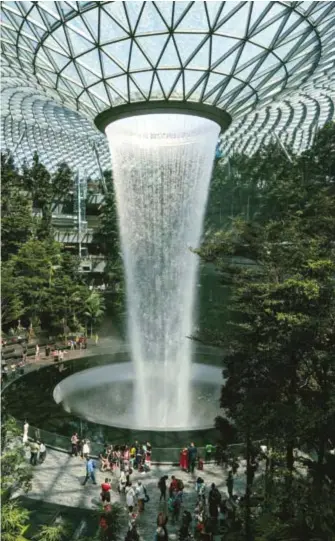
left=78, top=438, right=243, bottom=541
left=23, top=427, right=246, bottom=540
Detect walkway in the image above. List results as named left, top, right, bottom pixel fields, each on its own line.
left=20, top=448, right=248, bottom=540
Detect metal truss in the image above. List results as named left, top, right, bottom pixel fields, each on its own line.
left=1, top=1, right=334, bottom=174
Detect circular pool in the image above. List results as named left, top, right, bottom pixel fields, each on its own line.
left=2, top=346, right=223, bottom=452
left=53, top=362, right=222, bottom=431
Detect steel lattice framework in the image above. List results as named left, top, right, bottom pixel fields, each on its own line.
left=1, top=1, right=335, bottom=175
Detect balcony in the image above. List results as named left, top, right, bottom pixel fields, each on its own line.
left=53, top=228, right=94, bottom=244
left=79, top=255, right=106, bottom=273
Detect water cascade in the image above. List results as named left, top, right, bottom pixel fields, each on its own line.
left=105, top=114, right=220, bottom=429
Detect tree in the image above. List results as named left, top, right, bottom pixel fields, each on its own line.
left=1, top=261, right=24, bottom=327
left=33, top=522, right=71, bottom=541
left=22, top=152, right=53, bottom=240
left=84, top=291, right=105, bottom=337
left=1, top=501, right=30, bottom=541
left=1, top=417, right=33, bottom=541
left=1, top=152, right=35, bottom=261
left=195, top=123, right=335, bottom=540
left=93, top=170, right=125, bottom=319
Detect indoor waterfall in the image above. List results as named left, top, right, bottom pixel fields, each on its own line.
left=105, top=114, right=220, bottom=428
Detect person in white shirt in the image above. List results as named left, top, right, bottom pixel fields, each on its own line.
left=23, top=420, right=29, bottom=444
left=119, top=470, right=127, bottom=493
left=135, top=481, right=146, bottom=512
left=39, top=442, right=46, bottom=463
left=125, top=483, right=136, bottom=512
left=82, top=440, right=90, bottom=458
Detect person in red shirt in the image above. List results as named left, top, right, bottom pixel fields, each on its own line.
left=169, top=476, right=179, bottom=497
left=101, top=478, right=112, bottom=503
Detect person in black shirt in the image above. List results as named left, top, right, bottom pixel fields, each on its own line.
left=158, top=475, right=168, bottom=501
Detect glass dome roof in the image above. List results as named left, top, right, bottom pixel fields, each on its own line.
left=1, top=1, right=334, bottom=174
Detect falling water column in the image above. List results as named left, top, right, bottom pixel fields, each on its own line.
left=105, top=114, right=220, bottom=429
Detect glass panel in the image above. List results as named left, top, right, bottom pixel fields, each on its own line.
left=77, top=48, right=102, bottom=77
left=130, top=71, right=152, bottom=97
left=136, top=35, right=169, bottom=66
left=130, top=41, right=152, bottom=70
left=216, top=3, right=249, bottom=38
left=149, top=74, right=164, bottom=100
left=108, top=74, right=128, bottom=100
left=173, top=33, right=205, bottom=65
left=187, top=38, right=210, bottom=69
left=175, top=3, right=208, bottom=32
left=101, top=51, right=124, bottom=78
left=136, top=1, right=167, bottom=33
left=154, top=2, right=174, bottom=28
left=157, top=36, right=181, bottom=68
left=124, top=2, right=143, bottom=32
left=103, top=39, right=132, bottom=69
left=90, top=81, right=110, bottom=105
left=101, top=2, right=130, bottom=32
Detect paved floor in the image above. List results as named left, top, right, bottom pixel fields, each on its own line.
left=20, top=448, right=248, bottom=540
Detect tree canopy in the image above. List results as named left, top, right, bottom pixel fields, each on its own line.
left=196, top=122, right=335, bottom=540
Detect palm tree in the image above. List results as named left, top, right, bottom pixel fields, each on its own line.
left=84, top=291, right=105, bottom=337
left=34, top=522, right=71, bottom=541
left=1, top=501, right=30, bottom=541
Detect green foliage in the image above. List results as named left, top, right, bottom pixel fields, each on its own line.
left=84, top=291, right=106, bottom=336
left=1, top=153, right=35, bottom=260
left=1, top=501, right=30, bottom=541
left=1, top=261, right=25, bottom=326
left=33, top=522, right=72, bottom=541
left=196, top=123, right=335, bottom=540
left=1, top=151, right=106, bottom=335
left=93, top=170, right=125, bottom=319
left=1, top=418, right=33, bottom=499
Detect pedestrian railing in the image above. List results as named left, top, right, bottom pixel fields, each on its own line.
left=11, top=417, right=246, bottom=464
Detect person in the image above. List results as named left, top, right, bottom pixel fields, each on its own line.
left=169, top=476, right=179, bottom=497
left=219, top=501, right=227, bottom=532
left=154, top=526, right=168, bottom=541
left=95, top=333, right=99, bottom=345
left=188, top=442, right=197, bottom=473
left=71, top=433, right=79, bottom=456
left=179, top=509, right=192, bottom=540
left=29, top=440, right=39, bottom=465
left=226, top=471, right=234, bottom=499
left=158, top=475, right=168, bottom=501
left=249, top=457, right=259, bottom=485
left=125, top=482, right=136, bottom=512
left=83, top=456, right=97, bottom=485
left=135, top=446, right=143, bottom=470
left=82, top=439, right=90, bottom=458
left=205, top=443, right=214, bottom=462
left=39, top=441, right=47, bottom=463
left=157, top=511, right=168, bottom=528
left=195, top=477, right=206, bottom=503
left=119, top=469, right=127, bottom=493
left=23, top=420, right=29, bottom=444
left=168, top=490, right=182, bottom=524
left=130, top=445, right=136, bottom=468
left=180, top=447, right=189, bottom=471
left=35, top=344, right=40, bottom=360
left=157, top=512, right=168, bottom=540
left=45, top=344, right=51, bottom=357
left=146, top=441, right=152, bottom=458
left=77, top=438, right=83, bottom=457
left=59, top=349, right=64, bottom=362
left=135, top=480, right=146, bottom=512
left=208, top=483, right=221, bottom=519
left=101, top=478, right=112, bottom=503
left=124, top=523, right=140, bottom=541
